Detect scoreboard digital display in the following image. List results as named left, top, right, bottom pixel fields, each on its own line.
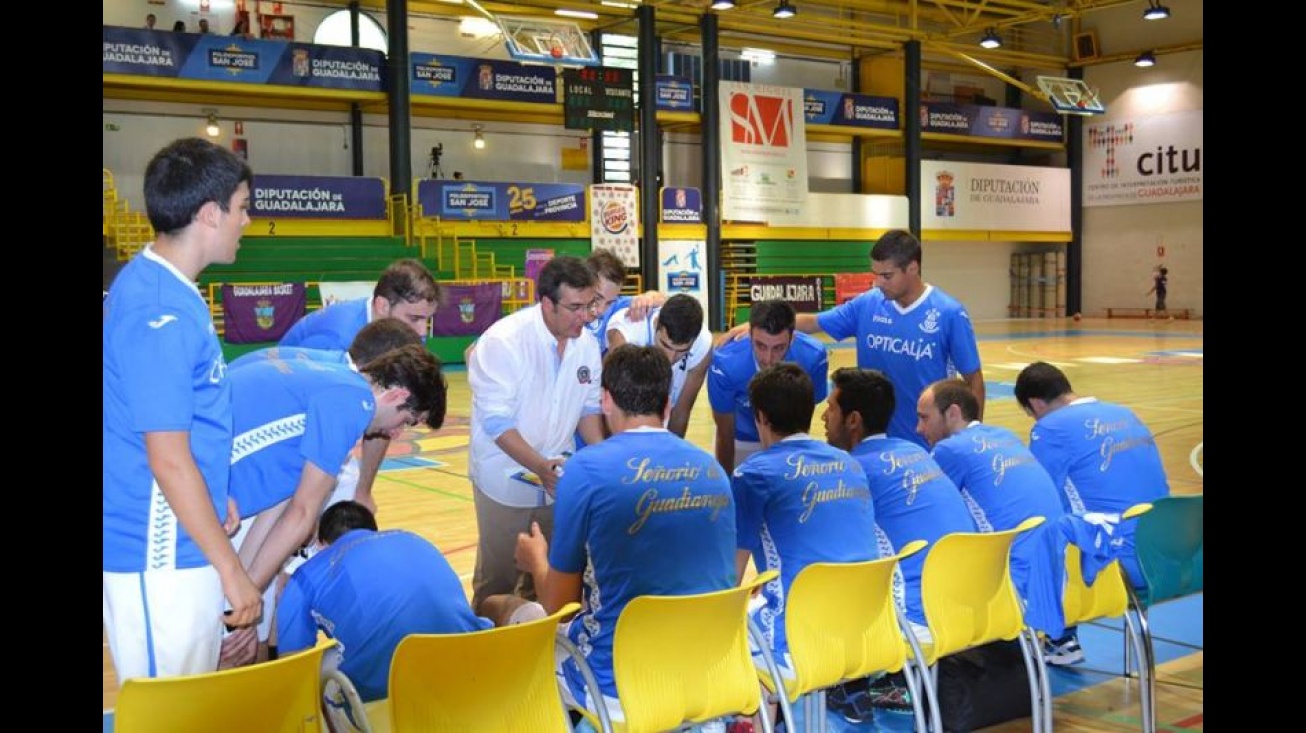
left=562, top=66, right=635, bottom=133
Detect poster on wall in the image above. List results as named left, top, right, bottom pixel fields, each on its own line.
left=589, top=184, right=639, bottom=268
left=718, top=81, right=808, bottom=224
left=1082, top=109, right=1202, bottom=207
left=919, top=160, right=1070, bottom=232
left=657, top=239, right=709, bottom=316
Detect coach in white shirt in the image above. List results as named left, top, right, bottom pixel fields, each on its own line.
left=467, top=255, right=606, bottom=615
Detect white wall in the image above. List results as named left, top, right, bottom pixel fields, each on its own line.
left=921, top=240, right=1057, bottom=321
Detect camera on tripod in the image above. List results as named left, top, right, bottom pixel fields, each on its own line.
left=428, top=143, right=444, bottom=179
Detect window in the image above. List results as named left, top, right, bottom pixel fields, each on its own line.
left=313, top=10, right=388, bottom=55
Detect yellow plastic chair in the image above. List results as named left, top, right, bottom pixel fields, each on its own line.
left=360, top=602, right=586, bottom=733
left=114, top=637, right=338, bottom=733
left=577, top=570, right=779, bottom=733
left=755, top=541, right=929, bottom=733
left=909, top=516, right=1047, bottom=733
left=1057, top=502, right=1153, bottom=732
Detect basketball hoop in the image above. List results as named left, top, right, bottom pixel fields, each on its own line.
left=1036, top=75, right=1105, bottom=116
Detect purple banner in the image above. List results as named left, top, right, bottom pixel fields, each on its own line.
left=251, top=175, right=388, bottom=219
left=524, top=249, right=555, bottom=288
left=410, top=53, right=557, bottom=104
left=222, top=283, right=306, bottom=344
left=661, top=187, right=702, bottom=223
left=416, top=180, right=586, bottom=222
left=919, top=102, right=1065, bottom=143
left=749, top=275, right=825, bottom=312
left=432, top=283, right=503, bottom=336
left=655, top=75, right=696, bottom=111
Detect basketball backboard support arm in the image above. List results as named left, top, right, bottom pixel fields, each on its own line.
left=931, top=45, right=1104, bottom=116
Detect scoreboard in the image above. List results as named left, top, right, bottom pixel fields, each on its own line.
left=562, top=66, right=635, bottom=133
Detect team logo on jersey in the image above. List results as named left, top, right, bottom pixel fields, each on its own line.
left=577, top=366, right=592, bottom=384
left=149, top=314, right=178, bottom=329
left=209, top=357, right=227, bottom=384
left=919, top=308, right=941, bottom=334
left=873, top=313, right=893, bottom=325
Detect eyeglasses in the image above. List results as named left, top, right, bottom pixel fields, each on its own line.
left=556, top=297, right=602, bottom=315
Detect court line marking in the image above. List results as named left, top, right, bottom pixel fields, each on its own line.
left=1189, top=442, right=1203, bottom=477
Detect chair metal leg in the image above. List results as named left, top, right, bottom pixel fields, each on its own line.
left=1124, top=585, right=1157, bottom=733
left=556, top=636, right=615, bottom=733
left=1024, top=627, right=1054, bottom=733
left=899, top=659, right=929, bottom=733
left=898, top=615, right=941, bottom=733
left=815, top=690, right=829, bottom=733
left=1015, top=631, right=1044, bottom=733
left=747, top=619, right=791, bottom=733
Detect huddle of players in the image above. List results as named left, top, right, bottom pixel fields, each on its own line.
left=104, top=138, right=1170, bottom=726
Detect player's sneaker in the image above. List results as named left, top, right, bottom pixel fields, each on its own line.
left=1043, top=633, right=1085, bottom=666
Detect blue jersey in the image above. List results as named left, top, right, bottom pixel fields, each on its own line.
left=228, top=360, right=375, bottom=517
left=228, top=345, right=348, bottom=371
left=550, top=428, right=736, bottom=699
left=104, top=248, right=233, bottom=572
left=707, top=334, right=829, bottom=442
left=277, top=529, right=492, bottom=702
left=584, top=294, right=632, bottom=355
left=279, top=297, right=369, bottom=351
left=851, top=436, right=975, bottom=625
left=931, top=423, right=1066, bottom=635
left=732, top=436, right=877, bottom=659
left=1029, top=398, right=1169, bottom=584
left=817, top=286, right=981, bottom=448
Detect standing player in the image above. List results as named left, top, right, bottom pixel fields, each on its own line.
left=708, top=299, right=828, bottom=469
left=585, top=247, right=665, bottom=355
left=606, top=293, right=713, bottom=438
left=103, top=137, right=261, bottom=682
left=719, top=230, right=984, bottom=449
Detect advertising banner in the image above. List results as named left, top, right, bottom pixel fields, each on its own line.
left=748, top=275, right=824, bottom=312
left=1082, top=109, right=1202, bottom=207
left=660, top=187, right=703, bottom=224
left=719, top=82, right=809, bottom=224
left=221, top=282, right=306, bottom=344
left=410, top=53, right=557, bottom=104
left=416, top=180, right=586, bottom=222
left=103, top=27, right=383, bottom=91
left=251, top=175, right=387, bottom=219
left=920, top=160, right=1071, bottom=232
left=590, top=184, right=639, bottom=268
left=834, top=272, right=875, bottom=304
left=803, top=90, right=898, bottom=130
left=431, top=283, right=502, bottom=336
left=654, top=75, right=696, bottom=111
left=919, top=102, right=1065, bottom=143
left=658, top=240, right=709, bottom=316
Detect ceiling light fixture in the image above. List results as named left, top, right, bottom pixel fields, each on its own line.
left=202, top=108, right=220, bottom=138
left=555, top=9, right=599, bottom=20
left=773, top=1, right=796, bottom=19
left=1143, top=1, right=1170, bottom=20
left=710, top=0, right=736, bottom=9
left=741, top=47, right=776, bottom=64
left=472, top=124, right=486, bottom=150
left=979, top=28, right=1002, bottom=49
left=1134, top=50, right=1156, bottom=67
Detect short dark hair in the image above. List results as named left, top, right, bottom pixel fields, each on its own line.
left=602, top=344, right=671, bottom=417
left=538, top=255, right=597, bottom=303
left=348, top=317, right=423, bottom=365
left=870, top=229, right=922, bottom=270
left=748, top=299, right=796, bottom=336
left=374, top=258, right=440, bottom=307
left=357, top=344, right=448, bottom=429
left=318, top=501, right=377, bottom=544
left=830, top=367, right=895, bottom=435
left=1014, top=361, right=1073, bottom=413
left=749, top=363, right=814, bottom=436
left=143, top=137, right=252, bottom=235
left=587, top=248, right=627, bottom=287
left=927, top=378, right=979, bottom=423
left=658, top=294, right=703, bottom=345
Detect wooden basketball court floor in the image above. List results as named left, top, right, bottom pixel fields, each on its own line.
left=102, top=316, right=1204, bottom=730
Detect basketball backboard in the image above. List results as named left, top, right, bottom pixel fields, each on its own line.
left=496, top=15, right=599, bottom=67
left=1037, top=75, right=1105, bottom=116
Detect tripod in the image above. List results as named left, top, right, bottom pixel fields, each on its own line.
left=428, top=144, right=445, bottom=179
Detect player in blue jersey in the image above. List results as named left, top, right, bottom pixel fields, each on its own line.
left=497, top=344, right=737, bottom=725
left=606, top=293, right=713, bottom=438
left=916, top=378, right=1068, bottom=642
left=1015, top=361, right=1170, bottom=665
left=708, top=300, right=829, bottom=470
left=822, top=367, right=975, bottom=719
left=229, top=316, right=420, bottom=371
left=220, top=344, right=447, bottom=666
left=732, top=363, right=877, bottom=685
left=718, top=230, right=984, bottom=449
left=278, top=501, right=492, bottom=703
left=103, top=137, right=262, bottom=683
left=279, top=258, right=441, bottom=351
left=585, top=247, right=665, bottom=355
